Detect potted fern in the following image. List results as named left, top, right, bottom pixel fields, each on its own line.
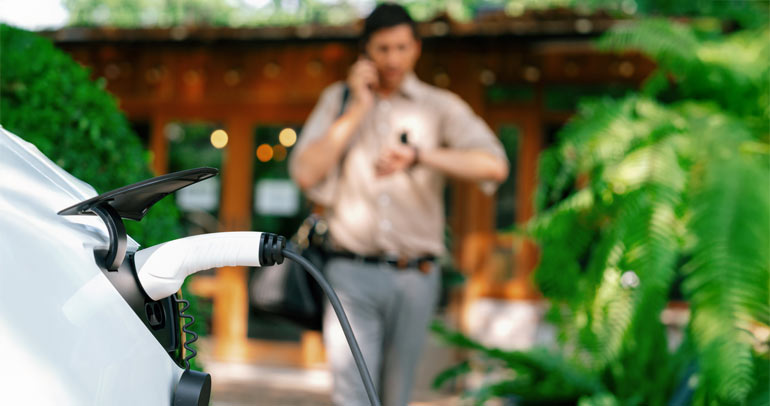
left=434, top=17, right=769, bottom=406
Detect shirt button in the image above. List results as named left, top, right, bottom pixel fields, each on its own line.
left=377, top=194, right=391, bottom=206
left=379, top=219, right=392, bottom=231
left=377, top=123, right=390, bottom=135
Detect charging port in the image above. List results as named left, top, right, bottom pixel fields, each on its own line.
left=145, top=302, right=166, bottom=330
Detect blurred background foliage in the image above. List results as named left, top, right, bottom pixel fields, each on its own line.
left=0, top=23, right=207, bottom=369
left=433, top=9, right=769, bottom=406
left=0, top=24, right=180, bottom=246
left=60, top=0, right=767, bottom=29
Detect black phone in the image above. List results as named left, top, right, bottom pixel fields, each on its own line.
left=360, top=52, right=378, bottom=90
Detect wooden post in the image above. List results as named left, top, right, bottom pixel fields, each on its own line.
left=301, top=331, right=326, bottom=367
left=213, top=117, right=254, bottom=361
left=505, top=88, right=543, bottom=300
left=149, top=115, right=169, bottom=175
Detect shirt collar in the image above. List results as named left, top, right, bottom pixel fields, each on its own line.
left=397, top=72, right=420, bottom=100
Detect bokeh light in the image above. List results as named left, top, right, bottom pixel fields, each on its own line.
left=256, top=143, right=274, bottom=162
left=279, top=128, right=297, bottom=147
left=210, top=129, right=228, bottom=149
left=273, top=144, right=287, bottom=161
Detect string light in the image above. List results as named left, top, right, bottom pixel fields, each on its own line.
left=279, top=128, right=297, bottom=147
left=273, top=144, right=287, bottom=161
left=256, top=144, right=274, bottom=162
left=210, top=129, right=228, bottom=149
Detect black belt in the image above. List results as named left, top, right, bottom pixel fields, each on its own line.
left=330, top=251, right=437, bottom=273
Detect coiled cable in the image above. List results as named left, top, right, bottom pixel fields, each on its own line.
left=173, top=295, right=198, bottom=370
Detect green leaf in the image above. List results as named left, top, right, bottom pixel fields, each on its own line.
left=432, top=361, right=470, bottom=389
left=683, top=131, right=769, bottom=403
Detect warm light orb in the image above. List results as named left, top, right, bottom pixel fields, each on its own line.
left=256, top=144, right=274, bottom=162
left=273, top=144, right=287, bottom=161
left=210, top=129, right=228, bottom=149
left=278, top=128, right=297, bottom=147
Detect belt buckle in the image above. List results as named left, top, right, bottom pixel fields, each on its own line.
left=396, top=256, right=408, bottom=269
left=417, top=259, right=433, bottom=274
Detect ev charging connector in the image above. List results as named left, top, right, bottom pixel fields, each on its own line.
left=59, top=167, right=381, bottom=406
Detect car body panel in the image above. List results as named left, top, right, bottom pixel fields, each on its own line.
left=0, top=127, right=184, bottom=405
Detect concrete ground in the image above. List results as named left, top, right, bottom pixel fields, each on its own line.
left=204, top=361, right=465, bottom=406
left=201, top=332, right=462, bottom=406
left=205, top=362, right=333, bottom=406
left=199, top=301, right=551, bottom=405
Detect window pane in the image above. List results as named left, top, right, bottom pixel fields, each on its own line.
left=496, top=124, right=519, bottom=230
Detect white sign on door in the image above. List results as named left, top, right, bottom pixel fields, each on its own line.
left=177, top=178, right=219, bottom=212
left=254, top=179, right=299, bottom=216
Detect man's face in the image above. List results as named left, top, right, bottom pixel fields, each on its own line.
left=364, top=24, right=421, bottom=91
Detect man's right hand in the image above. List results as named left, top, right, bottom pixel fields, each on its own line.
left=293, top=59, right=377, bottom=190
left=347, top=57, right=378, bottom=109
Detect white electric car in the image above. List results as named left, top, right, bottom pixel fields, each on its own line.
left=0, top=126, right=379, bottom=406
left=0, top=127, right=214, bottom=405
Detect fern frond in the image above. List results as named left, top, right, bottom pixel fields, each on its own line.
left=431, top=360, right=470, bottom=389
left=598, top=18, right=699, bottom=75
left=567, top=134, right=686, bottom=403
left=584, top=266, right=636, bottom=371
left=578, top=392, right=620, bottom=406
left=431, top=322, right=603, bottom=401
left=604, top=139, right=687, bottom=195
left=560, top=97, right=639, bottom=174
left=746, top=352, right=770, bottom=406
left=528, top=188, right=595, bottom=238
left=528, top=189, right=598, bottom=302
left=600, top=19, right=770, bottom=121
left=683, top=122, right=769, bottom=403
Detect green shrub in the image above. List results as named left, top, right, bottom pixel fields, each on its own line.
left=0, top=24, right=206, bottom=368
left=0, top=23, right=180, bottom=245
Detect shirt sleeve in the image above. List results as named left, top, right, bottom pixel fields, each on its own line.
left=438, top=92, right=509, bottom=195
left=289, top=82, right=345, bottom=207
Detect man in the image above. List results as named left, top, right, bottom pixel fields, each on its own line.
left=290, top=3, right=508, bottom=405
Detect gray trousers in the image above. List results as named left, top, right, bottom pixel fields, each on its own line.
left=323, top=258, right=440, bottom=406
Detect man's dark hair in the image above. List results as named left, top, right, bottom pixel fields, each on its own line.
left=362, top=3, right=419, bottom=45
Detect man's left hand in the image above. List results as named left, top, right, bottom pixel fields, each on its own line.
left=375, top=144, right=417, bottom=177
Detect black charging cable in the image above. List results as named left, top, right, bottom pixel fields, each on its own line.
left=282, top=249, right=381, bottom=406
left=259, top=232, right=381, bottom=406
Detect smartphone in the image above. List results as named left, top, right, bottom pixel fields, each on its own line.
left=360, top=52, right=378, bottom=90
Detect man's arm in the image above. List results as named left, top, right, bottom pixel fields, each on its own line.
left=375, top=144, right=508, bottom=182
left=419, top=148, right=508, bottom=182
left=292, top=58, right=378, bottom=190
left=293, top=102, right=369, bottom=189
left=376, top=91, right=509, bottom=183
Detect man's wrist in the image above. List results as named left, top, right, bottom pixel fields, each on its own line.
left=410, top=145, right=420, bottom=168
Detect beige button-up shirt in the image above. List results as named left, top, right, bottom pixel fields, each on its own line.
left=290, top=73, right=507, bottom=257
